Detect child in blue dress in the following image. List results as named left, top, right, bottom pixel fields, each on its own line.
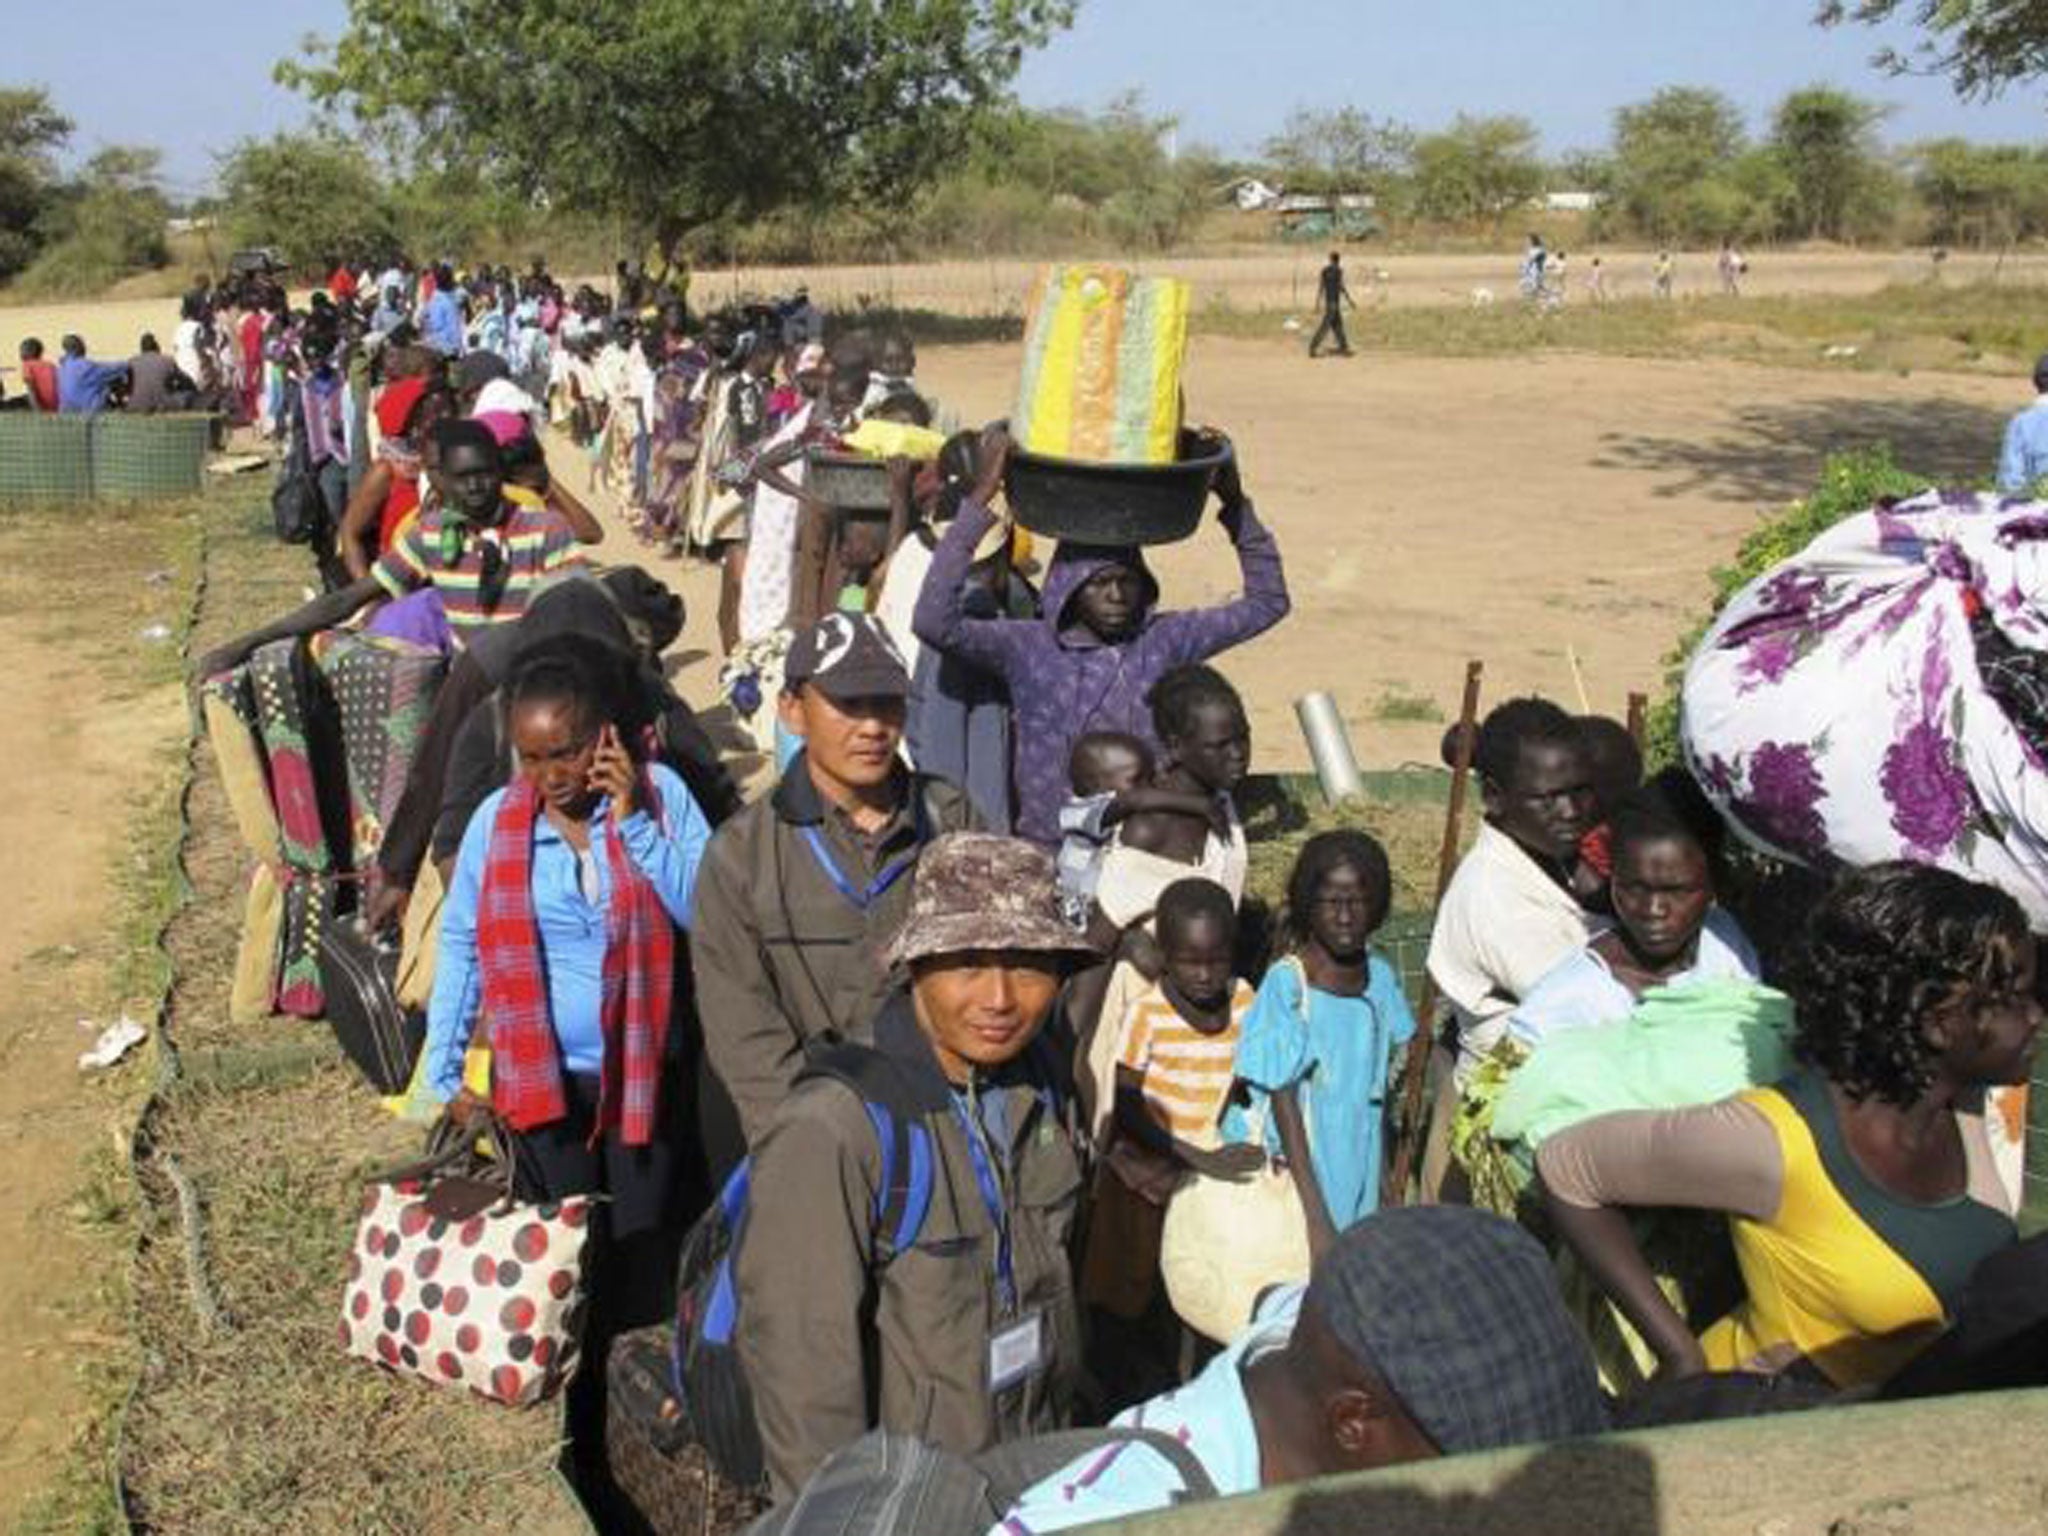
left=1234, top=830, right=1415, bottom=1255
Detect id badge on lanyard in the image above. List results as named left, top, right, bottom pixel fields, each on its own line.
left=989, top=1311, right=1045, bottom=1395
left=955, top=1096, right=1047, bottom=1397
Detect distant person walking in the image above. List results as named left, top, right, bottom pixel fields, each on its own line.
left=1653, top=251, right=1674, bottom=300
left=1308, top=252, right=1355, bottom=359
left=1518, top=233, right=1548, bottom=301
left=1997, top=352, right=2048, bottom=496
left=1718, top=239, right=1746, bottom=298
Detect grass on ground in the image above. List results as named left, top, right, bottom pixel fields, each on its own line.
left=0, top=492, right=205, bottom=1536
left=1192, top=279, right=2048, bottom=378
left=0, top=483, right=586, bottom=1533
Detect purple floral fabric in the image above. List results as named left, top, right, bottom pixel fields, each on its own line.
left=1683, top=489, right=2048, bottom=927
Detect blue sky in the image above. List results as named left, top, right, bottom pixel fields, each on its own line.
left=8, top=0, right=2045, bottom=194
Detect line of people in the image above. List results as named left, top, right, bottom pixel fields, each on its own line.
left=191, top=254, right=2046, bottom=1534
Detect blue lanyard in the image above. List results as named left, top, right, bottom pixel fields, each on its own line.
left=951, top=1094, right=1017, bottom=1313
left=795, top=787, right=930, bottom=912
left=798, top=825, right=917, bottom=910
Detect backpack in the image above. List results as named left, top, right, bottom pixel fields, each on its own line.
left=744, top=1425, right=1219, bottom=1536
left=673, top=1044, right=940, bottom=1493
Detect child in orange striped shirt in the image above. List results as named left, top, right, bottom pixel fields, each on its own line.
left=1082, top=877, right=1262, bottom=1402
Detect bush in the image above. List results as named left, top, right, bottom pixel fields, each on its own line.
left=1643, top=445, right=1936, bottom=766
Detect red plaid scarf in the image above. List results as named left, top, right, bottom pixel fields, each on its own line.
left=476, top=774, right=674, bottom=1145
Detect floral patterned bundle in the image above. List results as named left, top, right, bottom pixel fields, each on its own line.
left=1681, top=488, right=2048, bottom=1199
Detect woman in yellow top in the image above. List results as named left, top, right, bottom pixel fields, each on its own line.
left=1538, top=861, right=2039, bottom=1390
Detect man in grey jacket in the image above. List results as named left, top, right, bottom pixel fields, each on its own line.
left=690, top=613, right=980, bottom=1149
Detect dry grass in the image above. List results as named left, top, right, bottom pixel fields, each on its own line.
left=0, top=482, right=587, bottom=1534
left=1197, top=279, right=2048, bottom=379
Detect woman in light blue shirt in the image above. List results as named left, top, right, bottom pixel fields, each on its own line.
left=423, top=633, right=710, bottom=1448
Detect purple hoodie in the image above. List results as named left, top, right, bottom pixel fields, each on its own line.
left=913, top=497, right=1289, bottom=846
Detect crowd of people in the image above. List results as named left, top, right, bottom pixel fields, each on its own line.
left=184, top=250, right=2046, bottom=1533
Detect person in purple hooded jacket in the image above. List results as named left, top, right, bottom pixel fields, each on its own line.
left=913, top=425, right=1290, bottom=847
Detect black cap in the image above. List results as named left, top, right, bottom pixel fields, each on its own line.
left=783, top=613, right=910, bottom=702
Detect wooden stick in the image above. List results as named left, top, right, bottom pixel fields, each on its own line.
left=1626, top=691, right=1648, bottom=747
left=1566, top=645, right=1592, bottom=713
left=1387, top=659, right=1483, bottom=1205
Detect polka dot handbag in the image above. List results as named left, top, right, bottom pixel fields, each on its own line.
left=340, top=1115, right=591, bottom=1407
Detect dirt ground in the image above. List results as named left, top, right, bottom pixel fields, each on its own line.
left=551, top=334, right=2017, bottom=772
left=0, top=259, right=2028, bottom=1523
left=9, top=246, right=2048, bottom=363
left=0, top=597, right=188, bottom=1526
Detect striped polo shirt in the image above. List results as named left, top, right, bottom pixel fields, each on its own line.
left=1115, top=979, right=1255, bottom=1145
left=370, top=499, right=583, bottom=633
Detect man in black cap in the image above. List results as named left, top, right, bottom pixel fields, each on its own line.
left=690, top=613, right=982, bottom=1153
left=993, top=1206, right=1607, bottom=1532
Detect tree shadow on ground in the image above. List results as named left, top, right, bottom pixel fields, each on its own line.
left=1271, top=1438, right=1662, bottom=1536
left=1595, top=395, right=2010, bottom=506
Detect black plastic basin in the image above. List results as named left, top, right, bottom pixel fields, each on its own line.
left=1003, top=436, right=1231, bottom=546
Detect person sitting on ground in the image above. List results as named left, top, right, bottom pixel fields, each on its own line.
left=17, top=338, right=58, bottom=413
left=1996, top=351, right=2048, bottom=495
left=690, top=612, right=982, bottom=1151
left=736, top=832, right=1093, bottom=1501
left=1236, top=830, right=1415, bottom=1253
left=1083, top=876, right=1260, bottom=1401
left=124, top=332, right=193, bottom=414
left=200, top=418, right=583, bottom=674
left=1539, top=861, right=2038, bottom=1391
left=914, top=424, right=1287, bottom=848
left=55, top=334, right=127, bottom=415
left=1508, top=782, right=1759, bottom=1049
left=1422, top=697, right=1600, bottom=1197
left=426, top=634, right=712, bottom=1494
left=990, top=1205, right=1607, bottom=1533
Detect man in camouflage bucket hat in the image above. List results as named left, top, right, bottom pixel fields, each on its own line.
left=885, top=831, right=1099, bottom=970
left=737, top=832, right=1095, bottom=1498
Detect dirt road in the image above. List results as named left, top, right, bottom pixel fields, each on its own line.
left=588, top=336, right=2014, bottom=771
left=8, top=246, right=2046, bottom=366
left=0, top=587, right=188, bottom=1526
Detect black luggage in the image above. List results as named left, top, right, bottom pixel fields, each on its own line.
left=318, top=917, right=424, bottom=1095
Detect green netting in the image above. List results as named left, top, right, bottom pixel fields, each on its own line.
left=91, top=413, right=213, bottom=498
left=0, top=414, right=93, bottom=501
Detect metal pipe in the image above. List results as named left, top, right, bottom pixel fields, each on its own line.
left=1295, top=690, right=1366, bottom=804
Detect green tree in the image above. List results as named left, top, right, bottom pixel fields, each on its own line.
left=18, top=146, right=170, bottom=294
left=218, top=130, right=403, bottom=266
left=1911, top=137, right=2048, bottom=244
left=1766, top=85, right=1892, bottom=240
left=1818, top=1, right=2048, bottom=97
left=1607, top=86, right=1749, bottom=241
left=1261, top=106, right=1413, bottom=195
left=279, top=0, right=1074, bottom=271
left=1407, top=114, right=1544, bottom=229
left=0, top=86, right=73, bottom=281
